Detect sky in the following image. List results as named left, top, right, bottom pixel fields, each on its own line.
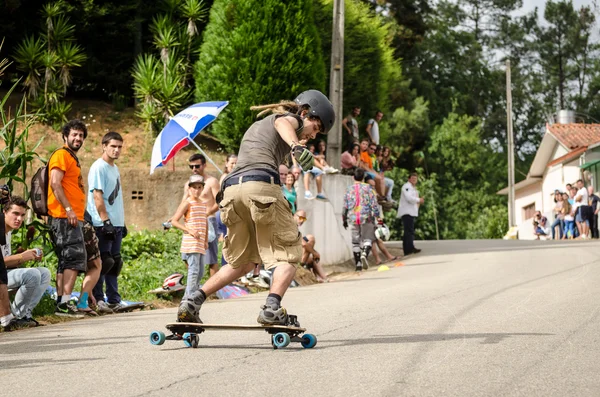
left=519, top=0, right=596, bottom=18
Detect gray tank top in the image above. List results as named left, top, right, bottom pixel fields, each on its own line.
left=229, top=114, right=296, bottom=177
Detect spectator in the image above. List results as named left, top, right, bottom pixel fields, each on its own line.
left=290, top=166, right=302, bottom=186
left=219, top=154, right=238, bottom=184
left=342, top=106, right=361, bottom=143
left=299, top=144, right=326, bottom=200
left=342, top=168, right=380, bottom=271
left=359, top=139, right=385, bottom=199
left=550, top=190, right=564, bottom=240
left=282, top=172, right=297, bottom=214
left=1, top=197, right=49, bottom=327
left=179, top=154, right=219, bottom=277
left=295, top=210, right=328, bottom=282
left=0, top=254, right=14, bottom=331
left=341, top=143, right=360, bottom=175
left=375, top=145, right=395, bottom=206
left=381, top=146, right=394, bottom=173
left=588, top=186, right=599, bottom=239
left=533, top=213, right=551, bottom=240
left=88, top=132, right=128, bottom=313
left=397, top=172, right=424, bottom=255
left=47, top=119, right=89, bottom=316
left=366, top=110, right=383, bottom=145
left=315, top=140, right=339, bottom=174
left=563, top=192, right=576, bottom=239
left=170, top=175, right=209, bottom=299
left=371, top=220, right=399, bottom=265
left=575, top=179, right=590, bottom=239
left=278, top=164, right=289, bottom=184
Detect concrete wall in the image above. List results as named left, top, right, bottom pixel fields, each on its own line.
left=514, top=182, right=543, bottom=227
left=296, top=174, right=354, bottom=266
left=80, top=168, right=355, bottom=265
left=81, top=167, right=189, bottom=231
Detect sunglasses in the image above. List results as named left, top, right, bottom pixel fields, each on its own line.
left=298, top=216, right=307, bottom=221
left=189, top=164, right=203, bottom=169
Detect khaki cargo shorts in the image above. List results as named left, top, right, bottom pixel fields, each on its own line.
left=219, top=180, right=302, bottom=270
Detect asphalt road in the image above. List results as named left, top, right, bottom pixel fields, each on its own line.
left=2, top=239, right=600, bottom=397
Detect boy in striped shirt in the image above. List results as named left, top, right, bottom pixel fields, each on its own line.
left=170, top=175, right=209, bottom=299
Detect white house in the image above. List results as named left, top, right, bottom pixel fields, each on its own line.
left=498, top=122, right=600, bottom=239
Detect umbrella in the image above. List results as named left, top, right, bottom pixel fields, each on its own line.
left=150, top=101, right=229, bottom=175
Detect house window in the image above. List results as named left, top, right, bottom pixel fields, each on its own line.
left=522, top=203, right=536, bottom=220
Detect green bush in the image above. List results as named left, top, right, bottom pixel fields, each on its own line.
left=194, top=0, right=326, bottom=150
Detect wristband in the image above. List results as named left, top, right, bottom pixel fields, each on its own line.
left=65, top=207, right=72, bottom=212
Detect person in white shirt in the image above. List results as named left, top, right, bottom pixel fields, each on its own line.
left=575, top=179, right=590, bottom=239
left=397, top=172, right=424, bottom=255
left=366, top=111, right=383, bottom=145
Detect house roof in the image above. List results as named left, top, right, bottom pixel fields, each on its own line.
left=546, top=146, right=587, bottom=168
left=546, top=123, right=600, bottom=150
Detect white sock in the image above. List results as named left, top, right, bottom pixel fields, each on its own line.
left=61, top=295, right=71, bottom=304
left=1, top=313, right=14, bottom=326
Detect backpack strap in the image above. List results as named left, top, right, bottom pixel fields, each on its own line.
left=48, top=146, right=81, bottom=169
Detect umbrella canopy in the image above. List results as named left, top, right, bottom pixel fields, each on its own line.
left=150, top=101, right=229, bottom=174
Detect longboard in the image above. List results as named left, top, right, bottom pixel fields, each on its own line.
left=149, top=315, right=317, bottom=349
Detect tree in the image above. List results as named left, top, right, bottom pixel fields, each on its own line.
left=314, top=0, right=408, bottom=128
left=194, top=0, right=326, bottom=150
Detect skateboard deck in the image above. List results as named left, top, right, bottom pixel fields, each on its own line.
left=149, top=315, right=317, bottom=349
left=114, top=302, right=146, bottom=313
left=148, top=285, right=186, bottom=295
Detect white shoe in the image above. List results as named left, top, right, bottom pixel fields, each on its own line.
left=304, top=191, right=315, bottom=200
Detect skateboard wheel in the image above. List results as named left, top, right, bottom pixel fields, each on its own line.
left=150, top=331, right=166, bottom=345
left=191, top=334, right=199, bottom=348
left=182, top=332, right=193, bottom=348
left=301, top=333, right=317, bottom=349
left=272, top=332, right=290, bottom=349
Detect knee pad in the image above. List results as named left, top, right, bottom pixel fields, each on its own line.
left=108, top=254, right=123, bottom=277
left=100, top=252, right=115, bottom=275
left=363, top=239, right=372, bottom=248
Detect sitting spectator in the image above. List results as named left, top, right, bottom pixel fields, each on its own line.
left=550, top=190, right=564, bottom=240
left=375, top=145, right=395, bottom=206
left=295, top=210, right=328, bottom=282
left=1, top=192, right=17, bottom=330
left=532, top=212, right=550, bottom=239
left=381, top=146, right=394, bottom=173
left=1, top=197, right=49, bottom=327
left=282, top=172, right=297, bottom=214
left=341, top=143, right=360, bottom=175
left=315, top=140, right=339, bottom=174
left=296, top=144, right=326, bottom=200
left=358, top=139, right=385, bottom=200
left=278, top=164, right=289, bottom=184
left=290, top=165, right=302, bottom=187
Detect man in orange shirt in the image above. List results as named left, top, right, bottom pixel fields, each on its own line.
left=47, top=120, right=90, bottom=317
left=359, top=139, right=385, bottom=198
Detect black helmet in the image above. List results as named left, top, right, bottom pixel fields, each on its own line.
left=294, top=90, right=335, bottom=134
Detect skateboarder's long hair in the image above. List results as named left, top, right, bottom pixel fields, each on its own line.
left=251, top=100, right=303, bottom=119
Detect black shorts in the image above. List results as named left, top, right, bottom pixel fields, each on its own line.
left=0, top=254, right=7, bottom=285
left=49, top=217, right=87, bottom=274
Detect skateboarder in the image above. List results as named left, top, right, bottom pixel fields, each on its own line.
left=177, top=89, right=334, bottom=325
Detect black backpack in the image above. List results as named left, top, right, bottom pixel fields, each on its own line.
left=30, top=147, right=79, bottom=217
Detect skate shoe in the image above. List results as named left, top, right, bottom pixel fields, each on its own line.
left=257, top=305, right=288, bottom=325
left=360, top=252, right=369, bottom=270
left=177, top=300, right=203, bottom=324
left=355, top=265, right=363, bottom=272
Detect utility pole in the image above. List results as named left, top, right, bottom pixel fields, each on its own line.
left=506, top=60, right=515, bottom=228
left=327, top=0, right=344, bottom=168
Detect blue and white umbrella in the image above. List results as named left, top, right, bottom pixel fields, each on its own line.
left=150, top=101, right=229, bottom=174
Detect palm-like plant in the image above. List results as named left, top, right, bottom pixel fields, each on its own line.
left=0, top=39, right=10, bottom=77
left=56, top=42, right=87, bottom=92
left=41, top=1, right=64, bottom=51
left=180, top=0, right=208, bottom=79
left=133, top=54, right=161, bottom=105
left=13, top=36, right=45, bottom=97
left=42, top=51, right=60, bottom=103
left=151, top=15, right=180, bottom=68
